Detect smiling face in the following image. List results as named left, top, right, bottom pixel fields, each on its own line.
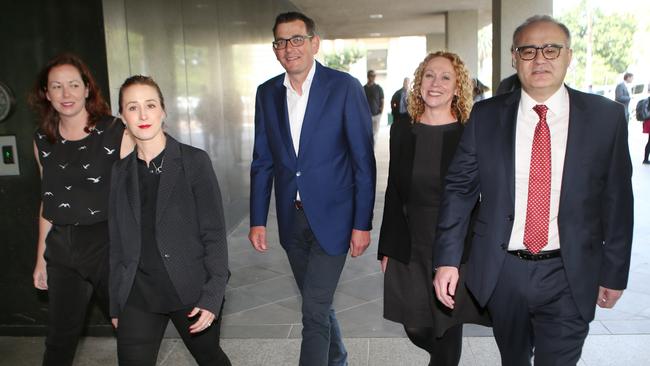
left=273, top=20, right=319, bottom=79
left=46, top=64, right=89, bottom=120
left=513, top=20, right=572, bottom=102
left=120, top=84, right=166, bottom=143
left=419, top=56, right=457, bottom=112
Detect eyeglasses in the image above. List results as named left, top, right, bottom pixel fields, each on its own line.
left=514, top=44, right=564, bottom=60
left=272, top=35, right=313, bottom=50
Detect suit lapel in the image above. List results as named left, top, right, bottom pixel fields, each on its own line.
left=299, top=62, right=330, bottom=156
left=559, top=87, right=587, bottom=213
left=156, top=136, right=181, bottom=225
left=500, top=91, right=521, bottom=206
left=124, top=153, right=141, bottom=225
left=275, top=79, right=297, bottom=161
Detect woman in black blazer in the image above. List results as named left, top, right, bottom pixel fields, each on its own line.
left=378, top=51, right=488, bottom=365
left=108, top=75, right=231, bottom=366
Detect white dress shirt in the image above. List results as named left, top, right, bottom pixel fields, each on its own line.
left=284, top=60, right=316, bottom=200
left=508, top=87, right=570, bottom=251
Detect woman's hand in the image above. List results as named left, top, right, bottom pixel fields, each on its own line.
left=380, top=256, right=389, bottom=273
left=188, top=307, right=215, bottom=334
left=111, top=318, right=118, bottom=329
left=33, top=257, right=48, bottom=290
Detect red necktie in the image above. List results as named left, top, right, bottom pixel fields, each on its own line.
left=523, top=104, right=551, bottom=254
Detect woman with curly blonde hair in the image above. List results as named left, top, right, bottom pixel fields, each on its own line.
left=378, top=51, right=488, bottom=365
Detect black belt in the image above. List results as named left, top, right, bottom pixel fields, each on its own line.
left=294, top=200, right=303, bottom=210
left=507, top=249, right=561, bottom=261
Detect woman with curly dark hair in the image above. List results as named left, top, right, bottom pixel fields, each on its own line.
left=29, top=53, right=132, bottom=366
left=378, top=51, right=488, bottom=365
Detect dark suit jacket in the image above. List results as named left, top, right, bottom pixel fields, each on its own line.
left=250, top=62, right=376, bottom=255
left=390, top=88, right=409, bottom=125
left=434, top=87, right=634, bottom=322
left=108, top=135, right=229, bottom=317
left=378, top=119, right=464, bottom=264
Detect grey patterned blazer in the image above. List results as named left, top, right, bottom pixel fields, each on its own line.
left=108, top=134, right=229, bottom=317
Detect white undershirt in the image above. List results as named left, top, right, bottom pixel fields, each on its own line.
left=284, top=60, right=316, bottom=200
left=508, top=87, right=570, bottom=251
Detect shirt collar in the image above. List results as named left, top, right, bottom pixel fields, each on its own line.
left=283, top=60, right=317, bottom=95
left=520, top=85, right=569, bottom=118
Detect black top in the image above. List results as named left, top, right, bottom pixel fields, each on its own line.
left=409, top=123, right=456, bottom=208
left=35, top=116, right=124, bottom=225
left=378, top=120, right=465, bottom=264
left=128, top=150, right=185, bottom=313
left=364, top=83, right=384, bottom=115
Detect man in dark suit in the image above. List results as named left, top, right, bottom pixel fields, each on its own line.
left=248, top=12, right=376, bottom=366
left=390, top=77, right=410, bottom=125
left=615, top=72, right=633, bottom=121
left=433, top=15, right=633, bottom=365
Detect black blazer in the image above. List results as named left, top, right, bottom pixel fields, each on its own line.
left=108, top=135, right=229, bottom=317
left=378, top=119, right=464, bottom=264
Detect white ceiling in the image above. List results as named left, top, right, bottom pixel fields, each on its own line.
left=291, top=0, right=492, bottom=39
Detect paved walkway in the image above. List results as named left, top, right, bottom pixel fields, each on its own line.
left=2, top=123, right=649, bottom=365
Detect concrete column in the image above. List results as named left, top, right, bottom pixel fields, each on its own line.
left=447, top=10, right=479, bottom=77
left=492, top=0, right=553, bottom=89
left=426, top=33, right=446, bottom=53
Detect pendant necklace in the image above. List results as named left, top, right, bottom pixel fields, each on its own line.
left=150, top=158, right=164, bottom=174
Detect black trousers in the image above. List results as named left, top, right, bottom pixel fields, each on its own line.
left=42, top=221, right=110, bottom=366
left=116, top=303, right=230, bottom=366
left=487, top=254, right=589, bottom=366
left=284, top=208, right=348, bottom=366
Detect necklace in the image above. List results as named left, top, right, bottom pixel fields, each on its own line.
left=150, top=158, right=164, bottom=174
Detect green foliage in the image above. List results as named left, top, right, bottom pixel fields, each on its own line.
left=560, top=0, right=636, bottom=88
left=322, top=47, right=364, bottom=72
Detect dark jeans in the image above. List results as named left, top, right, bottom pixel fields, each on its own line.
left=116, top=303, right=230, bottom=366
left=42, top=222, right=110, bottom=366
left=285, top=208, right=348, bottom=366
left=487, top=254, right=589, bottom=366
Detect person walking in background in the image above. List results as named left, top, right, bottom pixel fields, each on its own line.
left=379, top=51, right=489, bottom=366
left=615, top=72, right=633, bottom=121
left=108, top=75, right=231, bottom=366
left=472, top=78, right=489, bottom=102
left=29, top=53, right=133, bottom=366
left=364, top=69, right=384, bottom=143
left=249, top=11, right=376, bottom=366
left=433, top=15, right=633, bottom=365
left=390, top=77, right=410, bottom=125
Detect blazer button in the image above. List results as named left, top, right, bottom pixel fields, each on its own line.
left=507, top=215, right=514, bottom=221
left=296, top=171, right=301, bottom=177
left=163, top=254, right=170, bottom=258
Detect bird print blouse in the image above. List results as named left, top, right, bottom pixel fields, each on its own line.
left=34, top=116, right=125, bottom=225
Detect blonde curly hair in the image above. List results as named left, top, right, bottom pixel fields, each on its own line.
left=407, top=51, right=473, bottom=124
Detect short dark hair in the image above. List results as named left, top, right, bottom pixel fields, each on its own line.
left=118, top=75, right=165, bottom=114
left=512, top=15, right=572, bottom=50
left=624, top=72, right=634, bottom=81
left=367, top=70, right=376, bottom=78
left=273, top=12, right=316, bottom=37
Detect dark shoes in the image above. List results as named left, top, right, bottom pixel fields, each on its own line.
left=643, top=160, right=650, bottom=165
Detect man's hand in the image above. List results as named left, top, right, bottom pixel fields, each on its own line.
left=350, top=229, right=370, bottom=257
left=433, top=266, right=459, bottom=309
left=248, top=226, right=268, bottom=252
left=597, top=286, right=624, bottom=308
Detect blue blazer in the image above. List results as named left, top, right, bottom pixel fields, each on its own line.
left=250, top=62, right=376, bottom=256
left=434, top=87, right=634, bottom=322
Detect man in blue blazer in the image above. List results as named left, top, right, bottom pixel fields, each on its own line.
left=433, top=15, right=633, bottom=365
left=248, top=12, right=376, bottom=366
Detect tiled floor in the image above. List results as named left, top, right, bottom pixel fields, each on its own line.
left=3, top=124, right=650, bottom=365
